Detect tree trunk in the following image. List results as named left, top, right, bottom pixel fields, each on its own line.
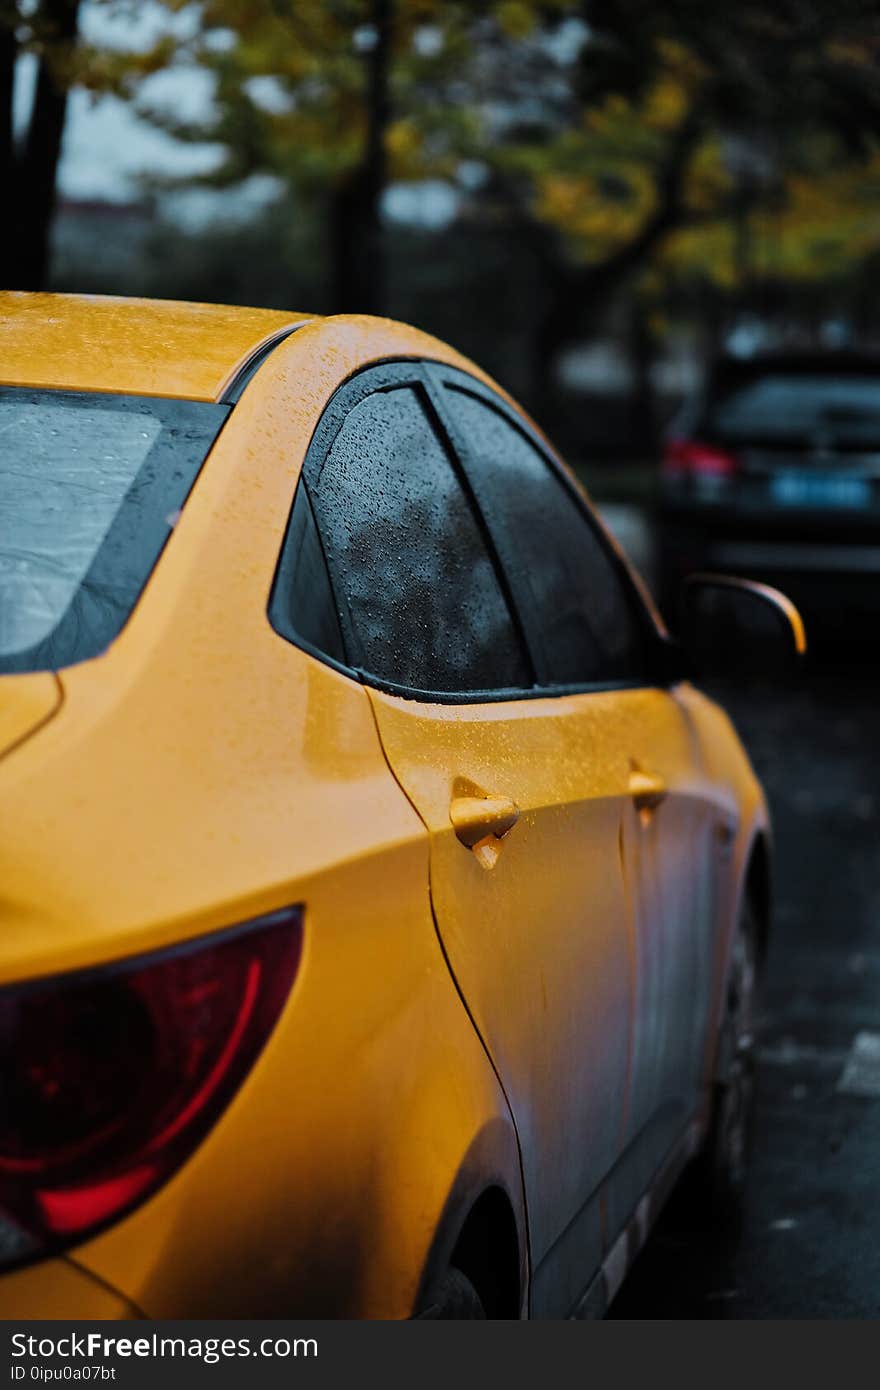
left=525, top=96, right=710, bottom=407
left=628, top=297, right=659, bottom=455
left=328, top=0, right=391, bottom=314
left=9, top=0, right=80, bottom=291
left=530, top=264, right=571, bottom=428
left=0, top=3, right=17, bottom=275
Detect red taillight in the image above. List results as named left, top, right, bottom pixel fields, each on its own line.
left=0, top=908, right=302, bottom=1266
left=663, top=438, right=739, bottom=480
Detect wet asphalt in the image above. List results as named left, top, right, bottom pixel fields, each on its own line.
left=608, top=651, right=880, bottom=1317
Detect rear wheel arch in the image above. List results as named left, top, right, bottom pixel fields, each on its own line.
left=412, top=1117, right=527, bottom=1320
left=448, top=1185, right=521, bottom=1318
left=416, top=1183, right=522, bottom=1319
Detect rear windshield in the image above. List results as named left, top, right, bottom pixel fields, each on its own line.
left=711, top=373, right=880, bottom=445
left=0, top=388, right=229, bottom=673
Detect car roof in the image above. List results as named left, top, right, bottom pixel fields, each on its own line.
left=0, top=292, right=315, bottom=401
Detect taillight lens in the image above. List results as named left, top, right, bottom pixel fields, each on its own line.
left=0, top=908, right=302, bottom=1267
left=663, top=438, right=739, bottom=480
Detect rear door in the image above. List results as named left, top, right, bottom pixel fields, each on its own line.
left=422, top=368, right=723, bottom=1266
left=354, top=368, right=653, bottom=1315
left=286, top=362, right=634, bottom=1315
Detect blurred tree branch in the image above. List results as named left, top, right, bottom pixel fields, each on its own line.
left=4, top=0, right=880, bottom=385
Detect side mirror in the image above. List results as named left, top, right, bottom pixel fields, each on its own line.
left=678, top=574, right=807, bottom=681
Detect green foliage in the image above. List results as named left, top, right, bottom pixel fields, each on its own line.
left=123, top=2, right=479, bottom=189
left=9, top=1, right=880, bottom=323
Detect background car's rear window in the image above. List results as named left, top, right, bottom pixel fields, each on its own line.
left=712, top=374, right=880, bottom=445
left=0, top=388, right=229, bottom=673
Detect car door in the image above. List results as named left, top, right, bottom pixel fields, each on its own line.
left=279, top=361, right=634, bottom=1316
left=424, top=368, right=724, bottom=1268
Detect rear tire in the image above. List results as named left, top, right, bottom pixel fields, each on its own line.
left=686, top=895, right=760, bottom=1221
left=416, top=1267, right=487, bottom=1319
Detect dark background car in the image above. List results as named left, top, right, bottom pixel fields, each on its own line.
left=657, top=353, right=880, bottom=640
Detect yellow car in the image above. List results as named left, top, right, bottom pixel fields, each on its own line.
left=0, top=293, right=801, bottom=1319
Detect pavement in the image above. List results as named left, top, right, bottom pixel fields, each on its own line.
left=597, top=501, right=880, bottom=1318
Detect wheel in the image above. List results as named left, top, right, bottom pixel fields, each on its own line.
left=416, top=1267, right=487, bottom=1319
left=687, top=895, right=761, bottom=1220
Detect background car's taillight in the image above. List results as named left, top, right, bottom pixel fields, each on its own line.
left=663, top=437, right=739, bottom=480
left=0, top=907, right=302, bottom=1268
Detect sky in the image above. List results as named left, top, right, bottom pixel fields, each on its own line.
left=14, top=2, right=255, bottom=226
left=16, top=1, right=459, bottom=227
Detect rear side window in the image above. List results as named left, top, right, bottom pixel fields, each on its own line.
left=0, top=388, right=229, bottom=674
left=441, top=384, right=648, bottom=687
left=268, top=484, right=346, bottom=665
left=284, top=382, right=531, bottom=695
left=711, top=374, right=880, bottom=446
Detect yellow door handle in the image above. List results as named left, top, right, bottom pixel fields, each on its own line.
left=449, top=794, right=521, bottom=850
left=628, top=768, right=668, bottom=816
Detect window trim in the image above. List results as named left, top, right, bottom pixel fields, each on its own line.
left=268, top=358, right=682, bottom=702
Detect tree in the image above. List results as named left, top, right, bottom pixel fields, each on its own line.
left=447, top=2, right=880, bottom=410
left=2, top=0, right=83, bottom=289
left=7, top=0, right=880, bottom=372
left=134, top=0, right=484, bottom=313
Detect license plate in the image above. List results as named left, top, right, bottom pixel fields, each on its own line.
left=770, top=473, right=871, bottom=508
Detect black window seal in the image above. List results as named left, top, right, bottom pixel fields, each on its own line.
left=350, top=668, right=668, bottom=705
left=274, top=632, right=665, bottom=706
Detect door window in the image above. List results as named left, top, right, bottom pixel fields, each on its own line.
left=441, top=382, right=649, bottom=687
